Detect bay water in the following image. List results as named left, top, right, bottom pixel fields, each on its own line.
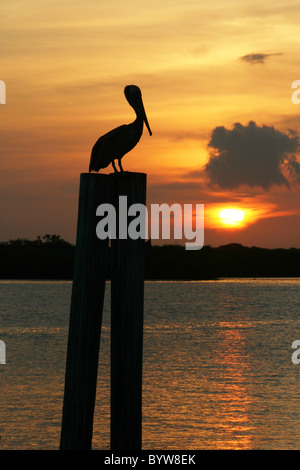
left=1, top=279, right=300, bottom=450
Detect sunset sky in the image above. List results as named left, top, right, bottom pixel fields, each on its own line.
left=1, top=0, right=300, bottom=247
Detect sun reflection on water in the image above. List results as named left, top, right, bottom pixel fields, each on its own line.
left=212, top=328, right=256, bottom=449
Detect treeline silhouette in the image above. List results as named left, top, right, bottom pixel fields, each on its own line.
left=1, top=235, right=300, bottom=280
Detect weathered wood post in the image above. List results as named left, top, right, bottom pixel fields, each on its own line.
left=110, top=172, right=147, bottom=450
left=60, top=173, right=110, bottom=450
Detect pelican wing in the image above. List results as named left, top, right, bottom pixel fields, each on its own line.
left=89, top=122, right=141, bottom=171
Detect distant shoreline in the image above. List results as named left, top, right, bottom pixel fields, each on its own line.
left=1, top=236, right=300, bottom=280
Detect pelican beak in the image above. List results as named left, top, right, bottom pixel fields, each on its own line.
left=143, top=111, right=152, bottom=136
left=139, top=97, right=152, bottom=136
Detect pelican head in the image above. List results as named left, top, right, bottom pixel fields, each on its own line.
left=124, top=85, right=152, bottom=136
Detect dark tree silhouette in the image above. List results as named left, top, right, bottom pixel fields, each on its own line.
left=1, top=236, right=300, bottom=279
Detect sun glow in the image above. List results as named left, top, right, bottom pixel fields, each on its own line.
left=219, top=208, right=245, bottom=226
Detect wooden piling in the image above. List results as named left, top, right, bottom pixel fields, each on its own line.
left=60, top=173, right=110, bottom=450
left=110, top=172, right=147, bottom=450
left=60, top=171, right=146, bottom=450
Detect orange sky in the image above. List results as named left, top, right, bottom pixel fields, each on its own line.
left=1, top=0, right=300, bottom=247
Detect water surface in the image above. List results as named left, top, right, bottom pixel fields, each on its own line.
left=1, top=279, right=300, bottom=449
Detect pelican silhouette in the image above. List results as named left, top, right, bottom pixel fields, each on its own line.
left=89, top=85, right=152, bottom=173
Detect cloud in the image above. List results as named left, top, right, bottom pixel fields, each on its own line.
left=285, top=154, right=300, bottom=184
left=240, top=52, right=282, bottom=64
left=204, top=121, right=299, bottom=190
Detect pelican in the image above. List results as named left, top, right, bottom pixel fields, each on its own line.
left=89, top=85, right=152, bottom=173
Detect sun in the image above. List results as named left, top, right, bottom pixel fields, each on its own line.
left=219, top=208, right=245, bottom=227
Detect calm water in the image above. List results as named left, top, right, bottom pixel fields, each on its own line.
left=1, top=279, right=300, bottom=450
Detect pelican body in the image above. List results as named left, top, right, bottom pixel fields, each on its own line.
left=89, top=85, right=152, bottom=173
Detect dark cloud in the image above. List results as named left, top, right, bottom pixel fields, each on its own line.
left=204, top=121, right=299, bottom=190
left=285, top=154, right=300, bottom=184
left=240, top=52, right=282, bottom=64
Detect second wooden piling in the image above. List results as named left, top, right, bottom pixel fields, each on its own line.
left=110, top=172, right=147, bottom=450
